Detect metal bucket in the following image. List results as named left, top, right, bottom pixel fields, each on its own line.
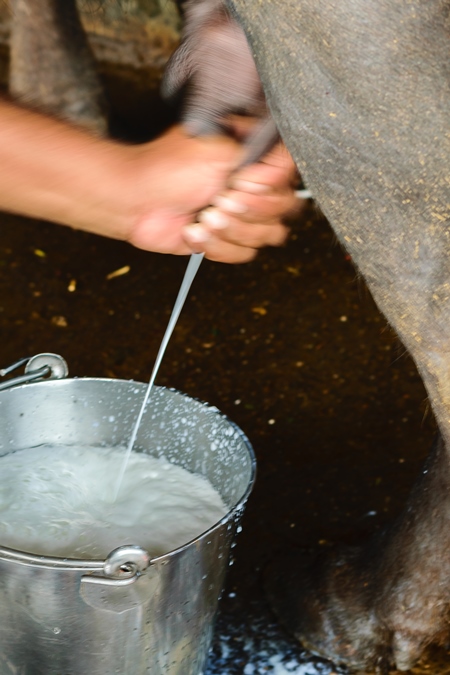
left=0, top=357, right=255, bottom=674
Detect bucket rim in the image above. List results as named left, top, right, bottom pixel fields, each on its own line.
left=0, top=377, right=256, bottom=570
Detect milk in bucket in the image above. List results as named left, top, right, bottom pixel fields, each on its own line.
left=0, top=444, right=227, bottom=559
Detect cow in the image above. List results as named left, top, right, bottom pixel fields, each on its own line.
left=8, top=0, right=108, bottom=135
left=6, top=0, right=450, bottom=671
left=162, top=0, right=450, bottom=673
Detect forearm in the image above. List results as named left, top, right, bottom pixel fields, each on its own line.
left=0, top=98, right=131, bottom=238
left=0, top=98, right=299, bottom=262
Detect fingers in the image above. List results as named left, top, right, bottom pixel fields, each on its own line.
left=180, top=137, right=303, bottom=263
left=213, top=184, right=300, bottom=222
left=232, top=140, right=299, bottom=188
left=218, top=140, right=301, bottom=223
left=183, top=224, right=259, bottom=263
left=203, top=142, right=301, bottom=234
left=199, top=209, right=290, bottom=247
left=183, top=213, right=289, bottom=262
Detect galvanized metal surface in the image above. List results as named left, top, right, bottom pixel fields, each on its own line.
left=0, top=378, right=255, bottom=675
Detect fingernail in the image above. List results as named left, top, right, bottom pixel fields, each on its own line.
left=199, top=209, right=228, bottom=230
left=213, top=195, right=248, bottom=214
left=230, top=179, right=271, bottom=194
left=184, top=224, right=210, bottom=243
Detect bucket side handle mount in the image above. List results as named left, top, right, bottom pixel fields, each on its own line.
left=81, top=545, right=151, bottom=588
left=0, top=353, right=69, bottom=391
left=80, top=546, right=156, bottom=613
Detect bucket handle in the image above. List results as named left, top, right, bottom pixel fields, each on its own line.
left=0, top=353, right=68, bottom=391
left=81, top=545, right=151, bottom=587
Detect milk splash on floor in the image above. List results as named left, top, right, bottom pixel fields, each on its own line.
left=206, top=597, right=346, bottom=675
left=0, top=444, right=227, bottom=559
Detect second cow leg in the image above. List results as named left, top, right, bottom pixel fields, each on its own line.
left=266, top=431, right=450, bottom=672
left=9, top=0, right=108, bottom=134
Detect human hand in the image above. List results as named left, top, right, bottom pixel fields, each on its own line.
left=125, top=126, right=239, bottom=256
left=126, top=125, right=302, bottom=263
left=0, top=101, right=301, bottom=263
left=183, top=138, right=301, bottom=262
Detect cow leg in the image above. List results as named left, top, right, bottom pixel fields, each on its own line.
left=222, top=0, right=450, bottom=671
left=266, top=432, right=450, bottom=672
left=262, top=240, right=450, bottom=671
left=9, top=0, right=107, bottom=134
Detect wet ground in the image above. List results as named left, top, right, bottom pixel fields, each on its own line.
left=0, top=69, right=449, bottom=673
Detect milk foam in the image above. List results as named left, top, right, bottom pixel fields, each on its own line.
left=0, top=445, right=227, bottom=559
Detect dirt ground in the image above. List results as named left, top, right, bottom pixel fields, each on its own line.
left=0, top=27, right=448, bottom=675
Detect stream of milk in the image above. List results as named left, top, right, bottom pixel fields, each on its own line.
left=114, top=252, right=204, bottom=500
left=0, top=444, right=226, bottom=559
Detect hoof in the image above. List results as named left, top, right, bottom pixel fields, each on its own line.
left=264, top=546, right=391, bottom=673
